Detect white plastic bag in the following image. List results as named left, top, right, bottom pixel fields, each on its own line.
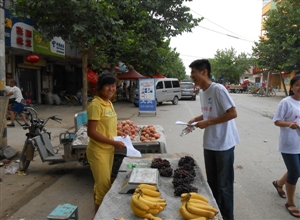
left=5, top=162, right=19, bottom=174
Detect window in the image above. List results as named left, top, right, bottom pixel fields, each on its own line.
left=172, top=81, right=180, bottom=88
left=156, top=81, right=163, bottom=89
left=164, top=81, right=172, bottom=88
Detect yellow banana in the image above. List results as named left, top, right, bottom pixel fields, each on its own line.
left=179, top=200, right=199, bottom=220
left=187, top=201, right=219, bottom=214
left=135, top=188, right=141, bottom=193
left=141, top=188, right=161, bottom=197
left=189, top=192, right=209, bottom=203
left=186, top=204, right=215, bottom=219
left=184, top=198, right=208, bottom=205
left=140, top=194, right=166, bottom=203
left=138, top=184, right=158, bottom=191
left=148, top=207, right=160, bottom=215
left=138, top=194, right=163, bottom=209
left=131, top=194, right=150, bottom=211
left=118, top=218, right=125, bottom=220
left=189, top=217, right=207, bottom=220
left=130, top=199, right=148, bottom=217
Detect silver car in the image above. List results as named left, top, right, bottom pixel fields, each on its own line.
left=180, top=82, right=196, bottom=100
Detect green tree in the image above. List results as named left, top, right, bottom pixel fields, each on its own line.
left=12, top=0, right=201, bottom=109
left=210, top=48, right=253, bottom=84
left=252, top=0, right=300, bottom=73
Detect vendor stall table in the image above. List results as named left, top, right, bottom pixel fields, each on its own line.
left=95, top=153, right=222, bottom=220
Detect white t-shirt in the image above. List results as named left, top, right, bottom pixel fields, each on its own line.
left=199, top=83, right=240, bottom=151
left=273, top=96, right=300, bottom=154
left=5, top=86, right=15, bottom=99
left=11, top=86, right=24, bottom=103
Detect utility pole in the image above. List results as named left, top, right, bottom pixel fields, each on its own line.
left=0, top=0, right=5, bottom=96
left=0, top=0, right=8, bottom=149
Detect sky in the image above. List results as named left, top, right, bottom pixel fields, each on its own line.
left=170, top=0, right=263, bottom=75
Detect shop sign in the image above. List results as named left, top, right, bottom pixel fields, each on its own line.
left=138, top=78, right=156, bottom=113
left=33, top=30, right=65, bottom=57
left=5, top=8, right=65, bottom=57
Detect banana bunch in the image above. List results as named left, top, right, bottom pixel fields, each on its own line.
left=130, top=184, right=166, bottom=220
left=179, top=192, right=219, bottom=220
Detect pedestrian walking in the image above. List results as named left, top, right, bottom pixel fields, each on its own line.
left=5, top=79, right=29, bottom=127
left=86, top=71, right=126, bottom=215
left=187, top=59, right=240, bottom=220
left=272, top=74, right=300, bottom=218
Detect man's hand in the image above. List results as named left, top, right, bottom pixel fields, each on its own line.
left=289, top=122, right=300, bottom=130
left=195, top=120, right=209, bottom=129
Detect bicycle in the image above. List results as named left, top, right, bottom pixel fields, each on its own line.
left=7, top=105, right=38, bottom=126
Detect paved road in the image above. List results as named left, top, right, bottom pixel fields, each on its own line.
left=1, top=92, right=299, bottom=220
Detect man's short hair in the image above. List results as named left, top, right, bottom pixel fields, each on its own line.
left=9, top=79, right=17, bottom=85
left=189, top=59, right=211, bottom=78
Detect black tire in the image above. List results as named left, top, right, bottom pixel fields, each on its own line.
left=19, top=143, right=32, bottom=171
left=172, top=96, right=179, bottom=105
left=70, top=96, right=81, bottom=106
left=60, top=97, right=68, bottom=105
left=14, top=112, right=26, bottom=126
left=192, top=96, right=196, bottom=101
left=134, top=103, right=139, bottom=107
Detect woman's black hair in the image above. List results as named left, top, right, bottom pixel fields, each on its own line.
left=97, top=70, right=116, bottom=91
left=289, top=74, right=300, bottom=96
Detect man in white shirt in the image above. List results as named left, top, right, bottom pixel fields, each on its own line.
left=6, top=79, right=29, bottom=127
left=188, top=59, right=240, bottom=220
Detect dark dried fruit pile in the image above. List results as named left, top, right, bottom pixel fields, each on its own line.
left=151, top=158, right=173, bottom=177
left=173, top=156, right=198, bottom=196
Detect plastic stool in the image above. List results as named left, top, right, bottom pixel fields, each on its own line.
left=47, top=203, right=78, bottom=220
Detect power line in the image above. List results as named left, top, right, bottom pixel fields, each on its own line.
left=191, top=10, right=255, bottom=43
left=198, top=26, right=254, bottom=43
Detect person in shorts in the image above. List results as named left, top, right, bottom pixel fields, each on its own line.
left=6, top=79, right=29, bottom=127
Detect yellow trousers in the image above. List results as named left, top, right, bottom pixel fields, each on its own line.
left=86, top=148, right=114, bottom=206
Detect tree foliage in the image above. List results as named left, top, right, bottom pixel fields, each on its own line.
left=11, top=0, right=201, bottom=109
left=252, top=0, right=300, bottom=73
left=210, top=47, right=253, bottom=83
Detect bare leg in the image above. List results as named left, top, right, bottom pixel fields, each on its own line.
left=277, top=172, right=288, bottom=187
left=20, top=113, right=28, bottom=123
left=285, top=181, right=300, bottom=217
left=9, top=111, right=15, bottom=123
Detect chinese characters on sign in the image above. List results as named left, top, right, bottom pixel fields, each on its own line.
left=138, top=78, right=156, bottom=113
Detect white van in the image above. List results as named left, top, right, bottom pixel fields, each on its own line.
left=133, top=78, right=181, bottom=106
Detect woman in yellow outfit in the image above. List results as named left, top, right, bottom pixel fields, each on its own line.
left=86, top=71, right=126, bottom=214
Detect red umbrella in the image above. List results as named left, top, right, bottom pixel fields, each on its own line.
left=117, top=68, right=148, bottom=80
left=87, top=67, right=98, bottom=83
left=153, top=72, right=166, bottom=78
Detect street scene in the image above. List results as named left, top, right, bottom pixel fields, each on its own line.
left=1, top=0, right=300, bottom=220
left=0, top=92, right=298, bottom=220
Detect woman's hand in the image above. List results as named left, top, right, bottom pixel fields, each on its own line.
left=113, top=141, right=126, bottom=150
left=117, top=130, right=126, bottom=137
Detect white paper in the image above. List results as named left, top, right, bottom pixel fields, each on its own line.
left=175, top=121, right=199, bottom=126
left=114, top=136, right=142, bottom=157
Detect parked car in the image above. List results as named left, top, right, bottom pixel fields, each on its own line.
left=180, top=82, right=196, bottom=100
left=133, top=78, right=181, bottom=106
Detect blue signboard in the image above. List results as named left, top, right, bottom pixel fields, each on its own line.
left=138, top=78, right=156, bottom=113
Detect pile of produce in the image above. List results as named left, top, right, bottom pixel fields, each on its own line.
left=179, top=192, right=219, bottom=219
left=140, top=125, right=161, bottom=142
left=117, top=120, right=139, bottom=140
left=150, top=158, right=173, bottom=177
left=131, top=184, right=166, bottom=220
left=173, top=156, right=198, bottom=196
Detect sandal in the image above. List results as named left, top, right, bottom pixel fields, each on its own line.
left=272, top=180, right=286, bottom=198
left=285, top=203, right=300, bottom=218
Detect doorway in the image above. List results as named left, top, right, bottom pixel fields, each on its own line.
left=19, top=68, right=38, bottom=103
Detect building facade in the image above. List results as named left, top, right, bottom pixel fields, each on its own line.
left=4, top=0, right=83, bottom=104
